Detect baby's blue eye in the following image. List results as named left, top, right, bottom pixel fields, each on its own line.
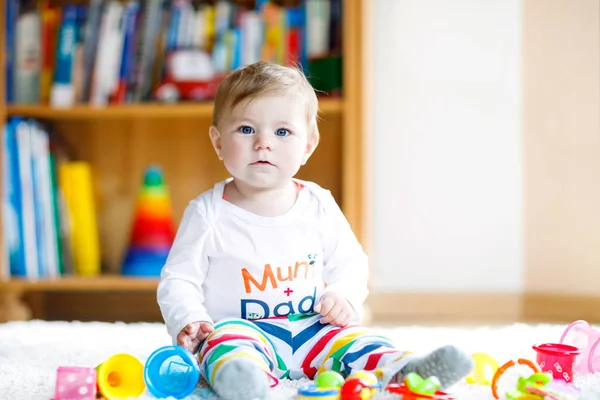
left=275, top=128, right=290, bottom=137
left=240, top=126, right=254, bottom=134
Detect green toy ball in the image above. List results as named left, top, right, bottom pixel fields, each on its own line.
left=315, top=371, right=345, bottom=389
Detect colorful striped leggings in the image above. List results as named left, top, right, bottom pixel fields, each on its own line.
left=197, top=313, right=411, bottom=388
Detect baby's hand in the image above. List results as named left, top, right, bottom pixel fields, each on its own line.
left=314, top=292, right=354, bottom=327
left=177, top=321, right=214, bottom=354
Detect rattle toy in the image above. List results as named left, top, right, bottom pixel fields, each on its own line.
left=297, top=384, right=340, bottom=400
left=524, top=378, right=580, bottom=400
left=491, top=358, right=580, bottom=400
left=340, top=378, right=373, bottom=400
left=466, top=352, right=499, bottom=385
left=143, top=345, right=201, bottom=399
left=491, top=358, right=540, bottom=399
left=505, top=372, right=579, bottom=400
left=298, top=370, right=381, bottom=400
left=559, top=319, right=600, bottom=374
left=385, top=373, right=455, bottom=400
left=505, top=372, right=552, bottom=399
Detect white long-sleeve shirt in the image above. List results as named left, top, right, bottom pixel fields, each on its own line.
left=157, top=178, right=369, bottom=343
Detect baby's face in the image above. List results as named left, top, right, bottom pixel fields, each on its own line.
left=215, top=92, right=315, bottom=190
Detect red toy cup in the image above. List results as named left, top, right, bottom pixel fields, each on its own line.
left=532, top=343, right=581, bottom=382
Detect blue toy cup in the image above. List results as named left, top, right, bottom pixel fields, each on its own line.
left=144, top=345, right=200, bottom=399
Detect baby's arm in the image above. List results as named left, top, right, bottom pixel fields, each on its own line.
left=157, top=201, right=213, bottom=345
left=320, top=191, right=369, bottom=323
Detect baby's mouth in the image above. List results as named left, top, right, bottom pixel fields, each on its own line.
left=251, top=161, right=274, bottom=166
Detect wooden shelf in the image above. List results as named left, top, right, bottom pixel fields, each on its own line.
left=0, top=276, right=158, bottom=292
left=6, top=97, right=343, bottom=120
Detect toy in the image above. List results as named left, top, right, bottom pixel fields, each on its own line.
left=143, top=345, right=201, bottom=399
left=122, top=166, right=176, bottom=277
left=300, top=370, right=380, bottom=400
left=340, top=378, right=371, bottom=400
left=54, top=366, right=97, bottom=400
left=466, top=352, right=499, bottom=385
left=524, top=378, right=580, bottom=399
left=559, top=319, right=600, bottom=373
left=315, top=370, right=345, bottom=389
left=503, top=372, right=580, bottom=400
left=532, top=343, right=580, bottom=382
left=385, top=372, right=455, bottom=400
left=297, top=384, right=341, bottom=400
left=491, top=358, right=540, bottom=399
left=505, top=372, right=553, bottom=399
left=346, top=370, right=381, bottom=396
left=346, top=370, right=378, bottom=387
left=153, top=50, right=225, bottom=102
left=96, top=353, right=145, bottom=399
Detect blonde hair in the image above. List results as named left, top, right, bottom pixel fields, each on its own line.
left=212, top=61, right=320, bottom=140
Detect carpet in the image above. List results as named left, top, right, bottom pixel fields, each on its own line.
left=1, top=320, right=599, bottom=399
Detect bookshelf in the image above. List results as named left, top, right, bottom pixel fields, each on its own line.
left=0, top=0, right=367, bottom=322
left=6, top=98, right=344, bottom=120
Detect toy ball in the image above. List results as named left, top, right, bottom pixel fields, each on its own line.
left=297, top=384, right=340, bottom=400
left=340, top=378, right=372, bottom=400
left=315, top=371, right=345, bottom=389
left=466, top=352, right=499, bottom=385
left=347, top=370, right=378, bottom=387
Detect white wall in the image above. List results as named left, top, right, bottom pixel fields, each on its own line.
left=369, top=0, right=523, bottom=292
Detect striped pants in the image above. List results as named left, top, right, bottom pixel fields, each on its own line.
left=198, top=313, right=411, bottom=388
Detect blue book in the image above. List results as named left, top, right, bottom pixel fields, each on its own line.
left=53, top=5, right=79, bottom=86
left=50, top=5, right=79, bottom=107
left=230, top=28, right=242, bottom=71
left=29, top=122, right=48, bottom=278
left=115, top=1, right=140, bottom=102
left=3, top=118, right=27, bottom=277
left=5, top=0, right=20, bottom=103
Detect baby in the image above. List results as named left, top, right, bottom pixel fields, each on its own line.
left=157, top=61, right=473, bottom=400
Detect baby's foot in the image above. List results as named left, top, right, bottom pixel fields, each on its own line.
left=213, top=359, right=270, bottom=400
left=396, top=345, right=473, bottom=389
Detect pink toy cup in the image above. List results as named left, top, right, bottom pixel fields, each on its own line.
left=532, top=343, right=580, bottom=383
left=559, top=319, right=600, bottom=373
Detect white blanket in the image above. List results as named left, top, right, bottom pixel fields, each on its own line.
left=1, top=320, right=599, bottom=399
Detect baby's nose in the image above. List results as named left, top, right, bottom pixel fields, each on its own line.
left=254, top=133, right=272, bottom=150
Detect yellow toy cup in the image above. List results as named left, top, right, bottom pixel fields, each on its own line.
left=97, top=353, right=145, bottom=399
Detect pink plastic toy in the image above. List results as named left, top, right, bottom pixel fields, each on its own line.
left=560, top=319, right=600, bottom=373
left=54, top=366, right=97, bottom=400
left=532, top=343, right=580, bottom=382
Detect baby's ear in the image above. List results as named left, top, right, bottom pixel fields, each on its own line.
left=302, top=130, right=320, bottom=165
left=209, top=125, right=223, bottom=160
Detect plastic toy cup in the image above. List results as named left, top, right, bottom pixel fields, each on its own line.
left=559, top=319, right=600, bottom=373
left=532, top=343, right=580, bottom=382
left=144, top=345, right=201, bottom=399
left=297, top=384, right=340, bottom=400
left=97, top=353, right=145, bottom=399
